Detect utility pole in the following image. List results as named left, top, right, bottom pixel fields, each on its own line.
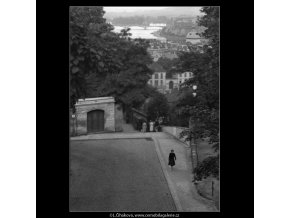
left=191, top=134, right=198, bottom=183
left=191, top=84, right=198, bottom=183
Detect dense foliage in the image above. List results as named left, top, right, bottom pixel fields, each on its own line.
left=145, top=92, right=169, bottom=121
left=155, top=57, right=180, bottom=78
left=177, top=7, right=219, bottom=179
left=194, top=155, right=219, bottom=180
left=70, top=6, right=112, bottom=106
left=69, top=6, right=154, bottom=110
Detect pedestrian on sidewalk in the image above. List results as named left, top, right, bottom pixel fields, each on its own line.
left=142, top=121, right=147, bottom=133
left=168, top=150, right=176, bottom=170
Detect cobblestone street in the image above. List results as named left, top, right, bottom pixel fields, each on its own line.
left=69, top=138, right=176, bottom=212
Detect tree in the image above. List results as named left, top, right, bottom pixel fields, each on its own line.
left=145, top=92, right=169, bottom=121
left=69, top=6, right=114, bottom=107
left=194, top=155, right=219, bottom=180
left=70, top=6, right=154, bottom=112
left=177, top=7, right=219, bottom=179
left=156, top=57, right=180, bottom=78
left=89, top=36, right=153, bottom=109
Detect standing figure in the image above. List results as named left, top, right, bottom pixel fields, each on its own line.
left=168, top=150, right=176, bottom=170
left=155, top=120, right=159, bottom=132
left=149, top=120, right=154, bottom=132
left=142, top=121, right=147, bottom=133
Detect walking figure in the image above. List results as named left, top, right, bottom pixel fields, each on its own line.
left=168, top=149, right=176, bottom=170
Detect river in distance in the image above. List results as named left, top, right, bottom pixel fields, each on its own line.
left=112, top=26, right=166, bottom=41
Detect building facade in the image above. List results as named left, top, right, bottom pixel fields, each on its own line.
left=148, top=71, right=167, bottom=93
left=165, top=78, right=179, bottom=93
left=177, top=72, right=194, bottom=84
left=73, top=97, right=123, bottom=135
left=148, top=66, right=194, bottom=94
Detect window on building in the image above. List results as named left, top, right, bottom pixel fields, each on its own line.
left=155, top=74, right=158, bottom=79
left=160, top=80, right=163, bottom=85
left=154, top=80, right=158, bottom=86
left=160, top=73, right=163, bottom=79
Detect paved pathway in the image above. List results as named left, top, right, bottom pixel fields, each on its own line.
left=70, top=138, right=176, bottom=211
left=70, top=132, right=217, bottom=212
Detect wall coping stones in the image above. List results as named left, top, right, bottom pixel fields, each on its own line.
left=76, top=97, right=115, bottom=106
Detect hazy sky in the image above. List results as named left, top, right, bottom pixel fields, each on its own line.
left=104, top=7, right=168, bottom=13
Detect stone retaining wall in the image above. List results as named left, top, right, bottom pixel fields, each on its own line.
left=115, top=104, right=123, bottom=132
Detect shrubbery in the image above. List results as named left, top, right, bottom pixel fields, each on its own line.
left=194, top=155, right=219, bottom=181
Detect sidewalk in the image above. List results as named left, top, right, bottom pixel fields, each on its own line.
left=70, top=132, right=217, bottom=212
left=153, top=133, right=217, bottom=212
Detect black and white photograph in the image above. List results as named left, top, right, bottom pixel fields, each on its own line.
left=69, top=6, right=220, bottom=212
left=9, top=1, right=290, bottom=217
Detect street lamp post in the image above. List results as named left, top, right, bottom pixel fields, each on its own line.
left=192, top=85, right=197, bottom=97
left=191, top=84, right=198, bottom=183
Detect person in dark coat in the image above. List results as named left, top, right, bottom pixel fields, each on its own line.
left=154, top=120, right=159, bottom=132
left=168, top=150, right=176, bottom=170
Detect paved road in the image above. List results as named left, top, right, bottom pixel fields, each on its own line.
left=69, top=138, right=176, bottom=212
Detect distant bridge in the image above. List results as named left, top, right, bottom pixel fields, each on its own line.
left=122, top=25, right=165, bottom=30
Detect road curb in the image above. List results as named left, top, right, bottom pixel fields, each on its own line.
left=152, top=137, right=183, bottom=212
left=70, top=132, right=154, bottom=141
